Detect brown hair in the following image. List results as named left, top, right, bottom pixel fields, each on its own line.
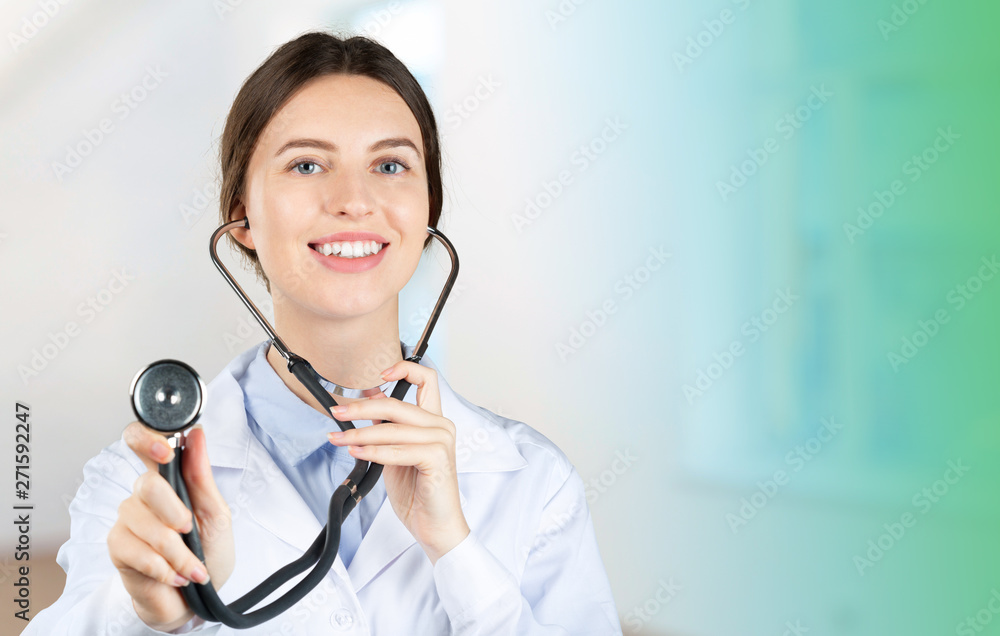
left=218, top=31, right=443, bottom=290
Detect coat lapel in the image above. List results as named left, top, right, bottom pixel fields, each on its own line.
left=201, top=357, right=351, bottom=581
left=242, top=431, right=322, bottom=553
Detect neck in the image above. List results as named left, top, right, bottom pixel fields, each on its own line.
left=265, top=294, right=404, bottom=411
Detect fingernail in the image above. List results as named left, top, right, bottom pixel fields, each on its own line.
left=173, top=574, right=189, bottom=587
left=181, top=518, right=194, bottom=534
left=151, top=442, right=170, bottom=461
left=332, top=405, right=347, bottom=414
left=380, top=366, right=394, bottom=377
left=329, top=431, right=345, bottom=440
left=190, top=566, right=209, bottom=584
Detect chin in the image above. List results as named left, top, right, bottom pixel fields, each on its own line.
left=311, top=289, right=393, bottom=321
left=268, top=260, right=403, bottom=319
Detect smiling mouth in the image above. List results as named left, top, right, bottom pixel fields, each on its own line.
left=310, top=240, right=387, bottom=259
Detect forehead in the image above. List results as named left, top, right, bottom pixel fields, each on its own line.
left=259, top=74, right=422, bottom=150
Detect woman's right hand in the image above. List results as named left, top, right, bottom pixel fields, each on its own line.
left=108, top=422, right=236, bottom=632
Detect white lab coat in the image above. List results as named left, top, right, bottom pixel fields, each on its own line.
left=25, top=347, right=622, bottom=635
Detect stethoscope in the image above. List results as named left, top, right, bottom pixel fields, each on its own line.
left=128, top=218, right=459, bottom=629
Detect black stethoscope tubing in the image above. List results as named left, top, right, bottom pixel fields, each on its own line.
left=158, top=219, right=458, bottom=628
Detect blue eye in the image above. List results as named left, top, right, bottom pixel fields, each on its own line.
left=293, top=161, right=322, bottom=175
left=377, top=159, right=408, bottom=175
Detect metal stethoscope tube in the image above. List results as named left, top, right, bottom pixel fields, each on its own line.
left=132, top=219, right=459, bottom=628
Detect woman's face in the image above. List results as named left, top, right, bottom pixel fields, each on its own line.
left=235, top=73, right=430, bottom=321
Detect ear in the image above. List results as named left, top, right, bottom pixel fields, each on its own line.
left=228, top=199, right=256, bottom=250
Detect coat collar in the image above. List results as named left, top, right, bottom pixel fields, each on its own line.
left=199, top=343, right=527, bottom=592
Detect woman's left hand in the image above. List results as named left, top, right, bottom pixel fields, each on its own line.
left=327, top=361, right=470, bottom=565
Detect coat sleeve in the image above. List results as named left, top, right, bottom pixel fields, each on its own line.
left=431, top=464, right=622, bottom=635
left=22, top=440, right=222, bottom=636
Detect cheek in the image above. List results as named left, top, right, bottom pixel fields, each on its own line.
left=249, top=188, right=302, bottom=260
left=395, top=237, right=429, bottom=292
left=247, top=218, right=304, bottom=286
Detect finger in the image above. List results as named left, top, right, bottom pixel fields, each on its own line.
left=180, top=427, right=231, bottom=539
left=109, top=524, right=189, bottom=588
left=123, top=421, right=175, bottom=473
left=132, top=471, right=194, bottom=534
left=115, top=504, right=208, bottom=585
left=346, top=441, right=453, bottom=472
left=331, top=398, right=445, bottom=430
left=380, top=361, right=441, bottom=415
left=328, top=421, right=453, bottom=448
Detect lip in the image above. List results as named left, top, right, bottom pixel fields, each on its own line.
left=309, top=240, right=388, bottom=274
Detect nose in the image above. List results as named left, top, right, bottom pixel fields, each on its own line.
left=325, top=165, right=375, bottom=218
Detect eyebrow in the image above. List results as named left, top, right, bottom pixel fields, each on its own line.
left=274, top=137, right=422, bottom=159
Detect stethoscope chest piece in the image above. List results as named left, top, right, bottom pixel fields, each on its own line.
left=130, top=360, right=206, bottom=434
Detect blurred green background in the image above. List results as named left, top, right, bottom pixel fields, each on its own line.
left=652, top=1, right=1000, bottom=634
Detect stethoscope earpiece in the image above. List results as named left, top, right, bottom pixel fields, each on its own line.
left=129, top=360, right=206, bottom=434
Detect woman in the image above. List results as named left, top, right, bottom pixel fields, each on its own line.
left=25, top=32, right=621, bottom=635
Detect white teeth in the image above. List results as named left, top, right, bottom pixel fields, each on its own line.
left=315, top=240, right=385, bottom=258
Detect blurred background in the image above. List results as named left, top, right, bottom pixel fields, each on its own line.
left=1, top=0, right=998, bottom=634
